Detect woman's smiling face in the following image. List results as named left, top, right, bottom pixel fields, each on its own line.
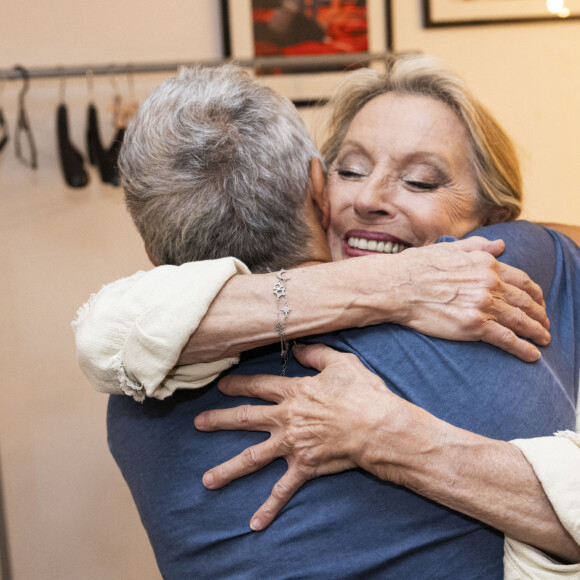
left=325, top=92, right=483, bottom=261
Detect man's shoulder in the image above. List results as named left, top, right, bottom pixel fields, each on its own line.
left=467, top=220, right=579, bottom=258
left=468, top=220, right=552, bottom=260
left=467, top=221, right=579, bottom=295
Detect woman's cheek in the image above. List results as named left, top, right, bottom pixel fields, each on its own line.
left=325, top=223, right=345, bottom=261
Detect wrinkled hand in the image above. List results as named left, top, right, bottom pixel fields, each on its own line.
left=195, top=343, right=397, bottom=531
left=392, top=237, right=550, bottom=361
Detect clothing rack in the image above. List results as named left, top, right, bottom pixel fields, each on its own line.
left=0, top=52, right=389, bottom=82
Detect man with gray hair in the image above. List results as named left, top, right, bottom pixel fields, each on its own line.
left=75, top=64, right=332, bottom=399
left=121, top=65, right=316, bottom=272
left=88, top=64, right=580, bottom=579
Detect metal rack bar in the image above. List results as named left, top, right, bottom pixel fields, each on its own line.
left=0, top=52, right=388, bottom=81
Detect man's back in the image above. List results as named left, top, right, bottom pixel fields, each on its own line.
left=107, top=222, right=579, bottom=579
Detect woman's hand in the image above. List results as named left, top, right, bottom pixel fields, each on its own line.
left=196, top=343, right=580, bottom=562
left=387, top=236, right=550, bottom=361
left=194, top=343, right=402, bottom=531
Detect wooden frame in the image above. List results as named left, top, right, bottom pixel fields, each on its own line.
left=221, top=0, right=392, bottom=106
left=424, top=0, right=580, bottom=27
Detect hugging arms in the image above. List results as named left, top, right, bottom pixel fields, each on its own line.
left=195, top=222, right=580, bottom=568
left=99, top=222, right=580, bottom=579
left=74, top=57, right=580, bottom=578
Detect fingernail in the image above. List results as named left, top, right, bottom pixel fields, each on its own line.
left=544, top=330, right=551, bottom=344
left=250, top=518, right=262, bottom=531
left=292, top=343, right=305, bottom=352
left=531, top=348, right=541, bottom=361
left=194, top=414, right=205, bottom=429
left=203, top=472, right=214, bottom=488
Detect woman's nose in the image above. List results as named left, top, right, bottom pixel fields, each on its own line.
left=353, top=177, right=394, bottom=219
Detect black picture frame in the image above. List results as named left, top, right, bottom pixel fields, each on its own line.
left=424, top=0, right=580, bottom=27
left=220, top=0, right=393, bottom=106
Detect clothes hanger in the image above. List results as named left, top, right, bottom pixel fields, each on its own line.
left=0, top=78, right=9, bottom=154
left=85, top=69, right=98, bottom=166
left=106, top=66, right=140, bottom=186
left=13, top=65, right=38, bottom=169
left=119, top=64, right=139, bottom=129
left=86, top=68, right=118, bottom=185
left=105, top=69, right=125, bottom=186
left=56, top=70, right=89, bottom=188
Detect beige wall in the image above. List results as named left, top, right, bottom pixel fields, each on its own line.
left=0, top=1, right=578, bottom=578
left=392, top=2, right=580, bottom=225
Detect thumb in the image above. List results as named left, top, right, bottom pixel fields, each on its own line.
left=456, top=236, right=505, bottom=257
left=292, top=343, right=341, bottom=372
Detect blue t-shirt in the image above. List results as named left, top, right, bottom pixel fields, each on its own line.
left=107, top=222, right=579, bottom=580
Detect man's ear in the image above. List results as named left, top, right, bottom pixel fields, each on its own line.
left=309, top=157, right=330, bottom=230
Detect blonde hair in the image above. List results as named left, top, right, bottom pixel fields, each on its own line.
left=320, top=53, right=522, bottom=224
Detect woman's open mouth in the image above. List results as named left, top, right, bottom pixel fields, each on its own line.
left=343, top=231, right=410, bottom=256
left=347, top=236, right=409, bottom=254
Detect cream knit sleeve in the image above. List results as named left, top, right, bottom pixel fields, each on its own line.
left=72, top=258, right=251, bottom=401
left=503, top=383, right=580, bottom=579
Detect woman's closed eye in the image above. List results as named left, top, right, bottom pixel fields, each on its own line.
left=403, top=179, right=439, bottom=191
left=401, top=163, right=450, bottom=191
left=336, top=168, right=365, bottom=179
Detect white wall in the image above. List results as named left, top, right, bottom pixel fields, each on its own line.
left=0, top=1, right=578, bottom=578
left=0, top=2, right=221, bottom=579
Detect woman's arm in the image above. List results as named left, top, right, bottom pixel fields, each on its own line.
left=72, top=258, right=251, bottom=401
left=180, top=236, right=549, bottom=364
left=74, top=236, right=549, bottom=400
left=195, top=343, right=580, bottom=565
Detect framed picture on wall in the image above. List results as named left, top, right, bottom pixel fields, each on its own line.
left=220, top=0, right=392, bottom=106
left=424, top=0, right=580, bottom=27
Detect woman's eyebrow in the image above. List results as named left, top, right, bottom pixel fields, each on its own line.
left=336, top=139, right=368, bottom=157
left=398, top=150, right=450, bottom=166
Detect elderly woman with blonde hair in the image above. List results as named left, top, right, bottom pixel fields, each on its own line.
left=196, top=55, right=580, bottom=576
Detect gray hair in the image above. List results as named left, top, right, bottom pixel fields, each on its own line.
left=119, top=64, right=319, bottom=271
left=320, top=53, right=522, bottom=225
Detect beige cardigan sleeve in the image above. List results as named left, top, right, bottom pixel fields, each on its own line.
left=72, top=257, right=250, bottom=401
left=503, top=384, right=580, bottom=579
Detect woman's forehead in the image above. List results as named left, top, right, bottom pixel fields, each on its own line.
left=341, top=93, right=472, bottom=165
left=351, top=93, right=466, bottom=137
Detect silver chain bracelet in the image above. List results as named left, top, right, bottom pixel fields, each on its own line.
left=272, top=269, right=291, bottom=375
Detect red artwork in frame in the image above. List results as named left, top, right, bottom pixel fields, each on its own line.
left=221, top=0, right=391, bottom=104
left=251, top=1, right=369, bottom=61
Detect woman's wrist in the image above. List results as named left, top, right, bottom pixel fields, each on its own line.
left=178, top=257, right=403, bottom=365
left=346, top=253, right=410, bottom=327
left=356, top=395, right=450, bottom=487
left=360, top=401, right=580, bottom=563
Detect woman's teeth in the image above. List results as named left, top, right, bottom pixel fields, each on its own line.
left=347, top=237, right=407, bottom=254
